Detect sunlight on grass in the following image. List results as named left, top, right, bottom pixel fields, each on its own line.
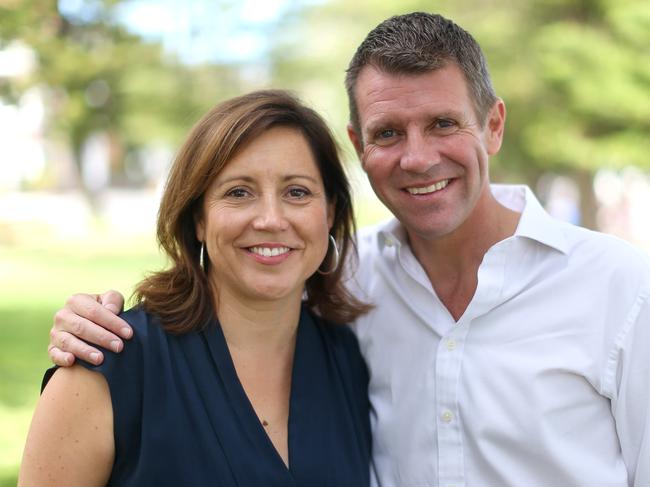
left=0, top=224, right=164, bottom=484
left=0, top=404, right=32, bottom=485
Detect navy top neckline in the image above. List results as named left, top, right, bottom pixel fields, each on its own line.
left=44, top=304, right=371, bottom=486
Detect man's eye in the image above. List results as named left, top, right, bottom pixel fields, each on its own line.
left=435, top=119, right=456, bottom=129
left=378, top=129, right=396, bottom=139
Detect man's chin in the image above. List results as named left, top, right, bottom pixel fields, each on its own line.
left=400, top=217, right=461, bottom=244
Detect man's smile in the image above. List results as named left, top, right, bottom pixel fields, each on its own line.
left=405, top=179, right=450, bottom=195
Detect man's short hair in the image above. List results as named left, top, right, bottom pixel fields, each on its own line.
left=345, top=12, right=498, bottom=139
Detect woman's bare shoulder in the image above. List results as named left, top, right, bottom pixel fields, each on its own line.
left=19, top=365, right=114, bottom=487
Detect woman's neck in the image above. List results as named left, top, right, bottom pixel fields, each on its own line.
left=212, top=288, right=300, bottom=468
left=213, top=289, right=302, bottom=355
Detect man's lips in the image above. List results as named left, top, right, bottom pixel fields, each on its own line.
left=405, top=178, right=450, bottom=195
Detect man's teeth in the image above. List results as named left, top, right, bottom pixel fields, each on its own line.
left=249, top=246, right=290, bottom=257
left=406, top=179, right=449, bottom=195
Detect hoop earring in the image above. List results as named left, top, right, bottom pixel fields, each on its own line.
left=199, top=242, right=206, bottom=271
left=317, top=235, right=340, bottom=275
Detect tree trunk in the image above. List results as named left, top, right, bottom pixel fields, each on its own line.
left=574, top=169, right=598, bottom=230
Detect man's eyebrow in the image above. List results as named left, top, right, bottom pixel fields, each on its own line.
left=365, top=109, right=467, bottom=134
left=431, top=109, right=465, bottom=120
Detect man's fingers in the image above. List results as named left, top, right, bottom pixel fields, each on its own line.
left=53, top=307, right=124, bottom=353
left=47, top=345, right=75, bottom=367
left=48, top=291, right=131, bottom=367
left=99, top=289, right=126, bottom=317
left=64, top=293, right=132, bottom=340
left=49, top=329, right=105, bottom=365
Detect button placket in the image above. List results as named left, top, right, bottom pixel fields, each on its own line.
left=441, top=410, right=454, bottom=422
left=436, top=324, right=469, bottom=487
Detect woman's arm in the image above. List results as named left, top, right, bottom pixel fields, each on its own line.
left=19, top=365, right=114, bottom=486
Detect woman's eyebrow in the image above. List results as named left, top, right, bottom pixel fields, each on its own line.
left=282, top=174, right=319, bottom=183
left=213, top=174, right=320, bottom=186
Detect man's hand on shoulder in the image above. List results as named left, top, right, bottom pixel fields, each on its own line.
left=49, top=290, right=131, bottom=366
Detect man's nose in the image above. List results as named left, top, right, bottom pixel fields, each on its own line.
left=400, top=133, right=440, bottom=173
left=251, top=196, right=290, bottom=231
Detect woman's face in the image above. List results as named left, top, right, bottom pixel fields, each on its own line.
left=196, top=126, right=333, bottom=306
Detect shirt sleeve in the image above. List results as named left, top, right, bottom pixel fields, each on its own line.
left=610, top=286, right=650, bottom=486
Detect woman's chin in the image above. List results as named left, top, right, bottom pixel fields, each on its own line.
left=243, top=284, right=306, bottom=304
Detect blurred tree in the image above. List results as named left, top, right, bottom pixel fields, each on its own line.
left=0, top=0, right=240, bottom=205
left=3, top=0, right=647, bottom=224
left=267, top=0, right=650, bottom=228
left=520, top=0, right=650, bottom=227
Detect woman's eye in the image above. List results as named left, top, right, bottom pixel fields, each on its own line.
left=287, top=187, right=310, bottom=198
left=226, top=187, right=250, bottom=198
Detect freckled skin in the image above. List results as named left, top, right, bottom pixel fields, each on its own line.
left=19, top=365, right=114, bottom=486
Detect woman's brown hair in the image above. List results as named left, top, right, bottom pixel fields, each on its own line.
left=133, top=89, right=370, bottom=333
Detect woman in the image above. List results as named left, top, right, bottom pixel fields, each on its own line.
left=19, top=90, right=371, bottom=486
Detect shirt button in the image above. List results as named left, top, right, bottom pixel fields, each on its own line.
left=446, top=339, right=457, bottom=351
left=441, top=410, right=454, bottom=423
left=384, top=237, right=394, bottom=247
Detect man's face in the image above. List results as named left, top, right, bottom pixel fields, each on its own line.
left=348, top=63, right=505, bottom=244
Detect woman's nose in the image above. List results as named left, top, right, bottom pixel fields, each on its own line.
left=251, top=197, right=290, bottom=231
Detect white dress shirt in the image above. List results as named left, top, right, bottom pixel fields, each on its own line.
left=350, top=184, right=650, bottom=487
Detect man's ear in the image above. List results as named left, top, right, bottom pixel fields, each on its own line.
left=347, top=123, right=363, bottom=158
left=485, top=98, right=506, bottom=155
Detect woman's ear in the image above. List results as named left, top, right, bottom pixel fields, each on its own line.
left=327, top=198, right=336, bottom=230
left=194, top=211, right=205, bottom=243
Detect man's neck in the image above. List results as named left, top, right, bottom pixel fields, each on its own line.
left=408, top=189, right=521, bottom=321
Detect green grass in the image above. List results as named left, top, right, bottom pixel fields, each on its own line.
left=0, top=232, right=163, bottom=484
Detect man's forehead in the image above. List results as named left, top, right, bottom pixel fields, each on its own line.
left=355, top=65, right=471, bottom=128
left=355, top=61, right=460, bottom=87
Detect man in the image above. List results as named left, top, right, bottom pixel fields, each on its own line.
left=48, top=12, right=650, bottom=486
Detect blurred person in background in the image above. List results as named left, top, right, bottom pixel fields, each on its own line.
left=45, top=12, right=650, bottom=487
left=20, top=90, right=371, bottom=486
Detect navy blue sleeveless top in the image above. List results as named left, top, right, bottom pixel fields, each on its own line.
left=46, top=305, right=370, bottom=486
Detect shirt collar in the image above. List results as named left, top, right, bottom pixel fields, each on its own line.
left=377, top=184, right=569, bottom=255
left=492, top=184, right=569, bottom=254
